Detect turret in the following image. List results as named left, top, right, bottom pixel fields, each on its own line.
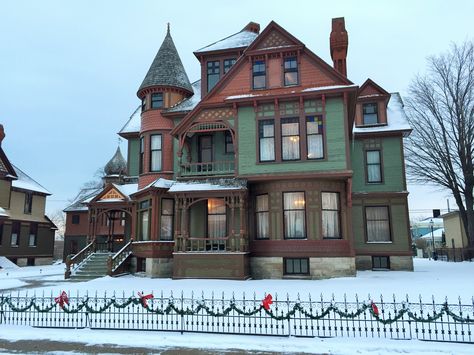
left=103, top=146, right=128, bottom=185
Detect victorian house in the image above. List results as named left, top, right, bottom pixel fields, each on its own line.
left=63, top=18, right=413, bottom=280
left=0, top=125, right=56, bottom=266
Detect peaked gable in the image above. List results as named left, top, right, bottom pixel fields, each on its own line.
left=91, top=184, right=128, bottom=203
left=358, top=79, right=390, bottom=99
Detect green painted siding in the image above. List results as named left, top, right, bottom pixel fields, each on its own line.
left=352, top=199, right=410, bottom=252
left=237, top=98, right=348, bottom=175
left=127, top=138, right=140, bottom=176
left=351, top=137, right=405, bottom=192
left=189, top=132, right=233, bottom=163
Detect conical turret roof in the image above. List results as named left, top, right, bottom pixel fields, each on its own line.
left=138, top=25, right=193, bottom=94
left=104, top=147, right=127, bottom=176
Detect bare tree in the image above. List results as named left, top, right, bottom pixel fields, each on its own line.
left=48, top=209, right=65, bottom=240
left=405, top=41, right=474, bottom=247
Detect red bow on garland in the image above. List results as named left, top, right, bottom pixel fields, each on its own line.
left=371, top=302, right=379, bottom=317
left=54, top=291, right=69, bottom=309
left=138, top=292, right=154, bottom=307
left=262, top=294, right=273, bottom=311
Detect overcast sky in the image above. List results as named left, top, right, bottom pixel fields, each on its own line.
left=1, top=0, right=472, bottom=218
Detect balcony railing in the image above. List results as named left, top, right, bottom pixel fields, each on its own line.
left=180, top=160, right=235, bottom=177
left=175, top=236, right=247, bottom=253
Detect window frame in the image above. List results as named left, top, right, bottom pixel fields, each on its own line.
left=151, top=93, right=163, bottom=109
left=372, top=256, right=390, bottom=270
left=252, top=60, right=266, bottom=90
left=321, top=192, right=341, bottom=239
left=28, top=223, right=37, bottom=247
left=11, top=222, right=20, bottom=247
left=207, top=198, right=227, bottom=239
left=283, top=57, right=299, bottom=86
left=362, top=102, right=379, bottom=125
left=223, top=58, right=236, bottom=74
left=258, top=119, right=275, bottom=162
left=284, top=258, right=310, bottom=275
left=283, top=191, right=306, bottom=240
left=255, top=194, right=270, bottom=240
left=149, top=134, right=163, bottom=172
left=306, top=115, right=324, bottom=160
left=224, top=131, right=234, bottom=154
left=71, top=214, right=80, bottom=225
left=160, top=198, right=174, bottom=241
left=281, top=117, right=301, bottom=161
left=207, top=60, right=220, bottom=92
left=365, top=149, right=383, bottom=183
left=137, top=200, right=151, bottom=241
left=141, top=96, right=147, bottom=112
left=139, top=136, right=145, bottom=174
left=365, top=205, right=392, bottom=243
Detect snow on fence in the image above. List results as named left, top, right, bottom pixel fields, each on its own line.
left=1, top=291, right=473, bottom=343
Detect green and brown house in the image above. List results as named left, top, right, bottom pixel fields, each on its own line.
left=64, top=18, right=413, bottom=279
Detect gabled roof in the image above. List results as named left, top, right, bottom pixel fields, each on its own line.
left=353, top=93, right=412, bottom=136
left=11, top=164, right=51, bottom=195
left=138, top=26, right=193, bottom=94
left=194, top=23, right=259, bottom=54
left=64, top=187, right=102, bottom=212
left=89, top=183, right=138, bottom=204
left=118, top=106, right=141, bottom=137
left=358, top=78, right=390, bottom=99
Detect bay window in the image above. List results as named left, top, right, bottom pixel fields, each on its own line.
left=283, top=192, right=306, bottom=239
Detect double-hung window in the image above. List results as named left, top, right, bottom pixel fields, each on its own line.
left=207, top=61, right=220, bottom=92
left=259, top=120, right=275, bottom=162
left=256, top=194, right=269, bottom=239
left=363, top=103, right=378, bottom=125
left=253, top=60, right=266, bottom=89
left=284, top=57, right=298, bottom=86
left=224, top=131, right=234, bottom=154
left=141, top=96, right=147, bottom=112
left=160, top=199, right=174, bottom=241
left=11, top=222, right=20, bottom=247
left=223, top=58, right=236, bottom=74
left=28, top=223, right=37, bottom=247
left=208, top=199, right=226, bottom=239
left=306, top=116, right=324, bottom=159
left=139, top=136, right=144, bottom=174
left=150, top=134, right=162, bottom=172
left=138, top=200, right=150, bottom=241
left=283, top=192, right=306, bottom=239
left=366, top=150, right=382, bottom=183
left=151, top=93, right=163, bottom=109
left=322, top=192, right=341, bottom=238
left=366, top=206, right=391, bottom=242
left=281, top=118, right=300, bottom=160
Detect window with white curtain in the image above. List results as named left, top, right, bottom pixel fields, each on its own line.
left=140, top=210, right=149, bottom=241
left=259, top=120, right=275, bottom=161
left=208, top=199, right=226, bottom=239
left=322, top=192, right=340, bottom=238
left=283, top=192, right=306, bottom=239
left=160, top=199, right=174, bottom=241
left=150, top=134, right=162, bottom=172
left=306, top=116, right=324, bottom=159
left=281, top=118, right=300, bottom=160
left=366, top=206, right=391, bottom=242
left=256, top=194, right=269, bottom=239
left=366, top=150, right=382, bottom=183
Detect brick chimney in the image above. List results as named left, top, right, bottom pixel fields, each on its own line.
left=242, top=22, right=260, bottom=34
left=330, top=17, right=348, bottom=77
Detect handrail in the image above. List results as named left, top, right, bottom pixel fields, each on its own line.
left=107, top=239, right=133, bottom=276
left=180, top=160, right=235, bottom=176
left=65, top=240, right=95, bottom=279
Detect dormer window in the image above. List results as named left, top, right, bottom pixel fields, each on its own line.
left=141, top=96, right=147, bottom=112
left=151, top=93, right=163, bottom=109
left=363, top=103, right=378, bottom=125
left=224, top=58, right=236, bottom=74
left=207, top=61, right=220, bottom=92
left=253, top=60, right=266, bottom=89
left=284, top=57, right=298, bottom=86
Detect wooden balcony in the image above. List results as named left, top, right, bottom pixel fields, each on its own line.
left=179, top=160, right=235, bottom=177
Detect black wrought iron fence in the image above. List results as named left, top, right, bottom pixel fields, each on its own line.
left=1, top=291, right=473, bottom=343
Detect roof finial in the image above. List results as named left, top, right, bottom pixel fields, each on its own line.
left=167, top=22, right=170, bottom=35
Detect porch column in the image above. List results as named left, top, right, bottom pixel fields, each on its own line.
left=230, top=196, right=236, bottom=252
left=174, top=197, right=182, bottom=252
left=181, top=198, right=189, bottom=252
left=239, top=194, right=246, bottom=252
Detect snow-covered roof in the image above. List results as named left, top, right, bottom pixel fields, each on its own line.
left=353, top=93, right=412, bottom=135
left=141, top=178, right=175, bottom=191
left=301, top=84, right=358, bottom=93
left=195, top=30, right=258, bottom=53
left=119, top=106, right=141, bottom=135
left=113, top=183, right=138, bottom=198
left=411, top=217, right=444, bottom=228
left=420, top=228, right=445, bottom=240
left=168, top=181, right=246, bottom=193
left=166, top=80, right=201, bottom=113
left=11, top=164, right=51, bottom=195
left=63, top=187, right=102, bottom=212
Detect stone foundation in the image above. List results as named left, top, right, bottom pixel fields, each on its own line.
left=355, top=255, right=414, bottom=271
left=16, top=258, right=28, bottom=267
left=146, top=258, right=173, bottom=278
left=250, top=257, right=356, bottom=279
left=35, top=257, right=53, bottom=266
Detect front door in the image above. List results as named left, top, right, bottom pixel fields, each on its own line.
left=198, top=135, right=213, bottom=172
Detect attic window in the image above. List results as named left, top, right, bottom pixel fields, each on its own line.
left=224, top=58, right=236, bottom=74
left=151, top=93, right=163, bottom=109
left=284, top=57, right=298, bottom=86
left=363, top=103, right=378, bottom=125
left=253, top=60, right=266, bottom=89
left=207, top=61, right=220, bottom=92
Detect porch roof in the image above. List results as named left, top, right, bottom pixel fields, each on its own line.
left=168, top=180, right=246, bottom=193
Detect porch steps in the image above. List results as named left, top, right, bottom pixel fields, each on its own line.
left=69, top=252, right=112, bottom=281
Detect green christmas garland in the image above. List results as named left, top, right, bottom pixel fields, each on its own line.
left=0, top=295, right=472, bottom=324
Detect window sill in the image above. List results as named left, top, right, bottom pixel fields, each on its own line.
left=28, top=245, right=37, bottom=248
left=283, top=238, right=307, bottom=240
left=283, top=274, right=311, bottom=279
left=366, top=241, right=392, bottom=244
left=323, top=237, right=343, bottom=240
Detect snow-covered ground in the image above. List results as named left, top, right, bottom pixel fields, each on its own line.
left=1, top=258, right=473, bottom=354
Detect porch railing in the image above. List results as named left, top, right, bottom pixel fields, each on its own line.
left=107, top=239, right=133, bottom=276
left=180, top=160, right=235, bottom=177
left=175, top=236, right=247, bottom=253
left=65, top=240, right=95, bottom=279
